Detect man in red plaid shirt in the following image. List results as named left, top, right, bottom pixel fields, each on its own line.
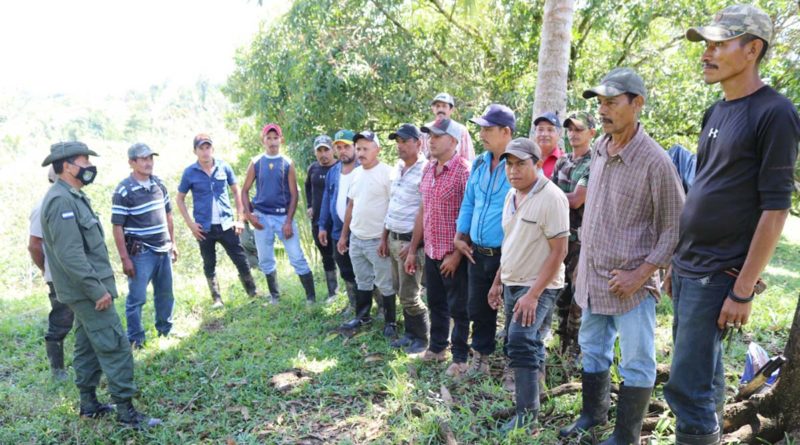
left=405, top=118, right=471, bottom=378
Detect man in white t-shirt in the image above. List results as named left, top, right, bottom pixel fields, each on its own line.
left=337, top=131, right=397, bottom=338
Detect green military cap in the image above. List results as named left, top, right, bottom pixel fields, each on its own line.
left=563, top=111, right=596, bottom=130
left=41, top=141, right=99, bottom=167
left=583, top=67, right=647, bottom=100
left=686, top=4, right=773, bottom=45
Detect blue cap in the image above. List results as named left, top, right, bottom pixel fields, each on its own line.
left=533, top=111, right=562, bottom=129
left=353, top=130, right=380, bottom=146
left=469, top=104, right=516, bottom=132
left=388, top=123, right=421, bottom=140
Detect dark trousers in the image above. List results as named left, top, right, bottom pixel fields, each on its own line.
left=312, top=224, right=336, bottom=271
left=332, top=237, right=356, bottom=283
left=45, top=282, right=74, bottom=342
left=198, top=225, right=251, bottom=278
left=467, top=250, right=501, bottom=355
left=425, top=255, right=469, bottom=363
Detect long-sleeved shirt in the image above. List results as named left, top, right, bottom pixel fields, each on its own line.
left=318, top=161, right=359, bottom=240
left=305, top=161, right=336, bottom=226
left=575, top=125, right=685, bottom=315
left=455, top=151, right=510, bottom=248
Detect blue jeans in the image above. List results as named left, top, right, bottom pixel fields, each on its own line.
left=125, top=247, right=174, bottom=344
left=664, top=270, right=733, bottom=435
left=579, top=296, right=656, bottom=387
left=502, top=286, right=558, bottom=369
left=253, top=213, right=311, bottom=275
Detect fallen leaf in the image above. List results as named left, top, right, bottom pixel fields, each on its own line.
left=324, top=332, right=339, bottom=342
left=365, top=353, right=384, bottom=363
left=226, top=439, right=236, bottom=445
left=440, top=385, right=453, bottom=407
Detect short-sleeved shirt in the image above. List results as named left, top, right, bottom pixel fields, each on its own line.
left=29, top=199, right=52, bottom=282
left=384, top=157, right=426, bottom=234
left=575, top=125, right=685, bottom=315
left=500, top=177, right=570, bottom=288
left=348, top=162, right=393, bottom=239
left=673, top=86, right=800, bottom=277
left=419, top=155, right=471, bottom=260
left=178, top=159, right=237, bottom=232
left=554, top=150, right=592, bottom=238
left=111, top=175, right=172, bottom=252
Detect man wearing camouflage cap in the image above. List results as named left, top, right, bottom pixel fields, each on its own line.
left=666, top=6, right=800, bottom=444
left=40, top=141, right=160, bottom=428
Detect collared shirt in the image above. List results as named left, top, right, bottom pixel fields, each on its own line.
left=111, top=174, right=172, bottom=252
left=178, top=159, right=237, bottom=232
left=455, top=151, right=510, bottom=248
left=543, top=147, right=564, bottom=179
left=554, top=150, right=592, bottom=239
left=500, top=177, right=570, bottom=288
left=420, top=120, right=476, bottom=161
left=419, top=155, right=470, bottom=260
left=575, top=125, right=685, bottom=315
left=385, top=156, right=426, bottom=234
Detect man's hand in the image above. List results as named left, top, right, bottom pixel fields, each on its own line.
left=233, top=221, right=244, bottom=236
left=609, top=268, right=649, bottom=299
left=663, top=266, right=673, bottom=299
left=377, top=239, right=389, bottom=258
left=246, top=213, right=264, bottom=230
left=95, top=293, right=113, bottom=311
left=488, top=282, right=503, bottom=310
left=404, top=252, right=418, bottom=275
left=121, top=257, right=135, bottom=278
left=453, top=238, right=475, bottom=265
left=717, top=298, right=752, bottom=330
left=171, top=246, right=179, bottom=263
left=512, top=293, right=539, bottom=327
left=282, top=222, right=294, bottom=239
left=318, top=229, right=329, bottom=247
left=337, top=236, right=349, bottom=255
left=189, top=222, right=206, bottom=241
left=439, top=252, right=461, bottom=278
left=398, top=243, right=411, bottom=262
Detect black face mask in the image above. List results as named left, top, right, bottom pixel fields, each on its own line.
left=68, top=162, right=98, bottom=185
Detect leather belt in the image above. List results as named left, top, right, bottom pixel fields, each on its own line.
left=474, top=245, right=501, bottom=256
left=389, top=231, right=413, bottom=242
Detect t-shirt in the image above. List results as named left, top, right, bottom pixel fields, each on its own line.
left=29, top=199, right=52, bottom=282
left=336, top=169, right=356, bottom=222
left=111, top=174, right=172, bottom=252
left=347, top=162, right=393, bottom=239
left=306, top=161, right=335, bottom=226
left=673, top=86, right=800, bottom=276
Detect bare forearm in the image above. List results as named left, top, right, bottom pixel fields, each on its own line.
left=231, top=184, right=244, bottom=218
left=28, top=237, right=45, bottom=272
left=735, top=210, right=789, bottom=296
left=112, top=225, right=129, bottom=261
left=175, top=194, right=193, bottom=227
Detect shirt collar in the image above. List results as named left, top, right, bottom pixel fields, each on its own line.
left=191, top=159, right=218, bottom=171
left=597, top=123, right=645, bottom=164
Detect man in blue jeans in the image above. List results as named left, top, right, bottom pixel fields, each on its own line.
left=111, top=143, right=176, bottom=348
left=667, top=6, right=800, bottom=444
left=241, top=123, right=316, bottom=304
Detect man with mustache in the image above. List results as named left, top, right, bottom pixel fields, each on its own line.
left=666, top=6, right=800, bottom=444
left=533, top=111, right=564, bottom=179
left=560, top=68, right=685, bottom=444
left=420, top=92, right=475, bottom=161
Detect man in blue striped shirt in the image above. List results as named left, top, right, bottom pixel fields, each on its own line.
left=111, top=143, right=176, bottom=348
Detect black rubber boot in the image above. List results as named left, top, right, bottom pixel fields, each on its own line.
left=239, top=271, right=258, bottom=298
left=265, top=271, right=280, bottom=304
left=207, top=276, right=224, bottom=308
left=299, top=272, right=316, bottom=303
left=45, top=340, right=68, bottom=381
left=340, top=289, right=373, bottom=330
left=79, top=389, right=114, bottom=418
left=501, top=367, right=540, bottom=433
left=391, top=310, right=414, bottom=349
left=598, top=385, right=652, bottom=445
left=116, top=399, right=162, bottom=429
left=382, top=294, right=397, bottom=338
left=676, top=430, right=721, bottom=445
left=325, top=270, right=339, bottom=304
left=404, top=311, right=430, bottom=354
left=559, top=370, right=610, bottom=437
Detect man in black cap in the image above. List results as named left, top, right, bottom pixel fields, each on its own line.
left=420, top=92, right=475, bottom=161
left=40, top=141, right=160, bottom=428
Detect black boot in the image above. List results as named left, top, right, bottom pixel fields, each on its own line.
left=382, top=294, right=397, bottom=338
left=79, top=389, right=114, bottom=418
left=324, top=270, right=339, bottom=304
left=676, top=430, right=721, bottom=445
left=399, top=311, right=430, bottom=354
left=207, top=276, right=223, bottom=308
left=559, top=370, right=610, bottom=437
left=340, top=289, right=373, bottom=330
left=265, top=271, right=280, bottom=304
left=116, top=399, right=162, bottom=429
left=598, top=385, right=652, bottom=445
left=391, top=310, right=414, bottom=349
left=299, top=272, right=316, bottom=304
left=501, top=367, right=540, bottom=433
left=45, top=340, right=68, bottom=381
left=239, top=271, right=258, bottom=298
left=341, top=281, right=357, bottom=315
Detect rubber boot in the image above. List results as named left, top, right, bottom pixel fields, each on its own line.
left=116, top=399, right=162, bottom=429
left=382, top=294, right=397, bottom=338
left=676, top=430, right=721, bottom=445
left=559, top=370, right=610, bottom=437
left=299, top=272, right=316, bottom=304
left=324, top=270, right=339, bottom=304
left=239, top=271, right=258, bottom=298
left=341, top=281, right=357, bottom=316
left=501, top=367, right=540, bottom=433
left=372, top=287, right=384, bottom=321
left=265, top=271, right=280, bottom=304
left=340, top=289, right=373, bottom=330
left=45, top=340, right=68, bottom=381
left=207, top=276, right=223, bottom=308
left=405, top=311, right=430, bottom=354
left=79, top=388, right=114, bottom=418
left=598, top=385, right=652, bottom=445
left=391, top=310, right=414, bottom=349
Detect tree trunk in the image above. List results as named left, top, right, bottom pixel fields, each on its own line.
left=529, top=0, right=575, bottom=138
left=774, top=293, right=800, bottom=429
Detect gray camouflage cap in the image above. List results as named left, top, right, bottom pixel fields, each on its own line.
left=686, top=4, right=773, bottom=45
left=583, top=67, right=647, bottom=100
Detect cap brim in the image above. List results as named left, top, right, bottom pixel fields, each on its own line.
left=563, top=118, right=587, bottom=130
left=582, top=84, right=626, bottom=99
left=500, top=149, right=534, bottom=162
left=314, top=144, right=332, bottom=150
left=469, top=117, right=495, bottom=127
left=333, top=139, right=353, bottom=145
left=194, top=139, right=212, bottom=147
left=41, top=149, right=99, bottom=166
left=421, top=127, right=446, bottom=136
left=686, top=26, right=743, bottom=42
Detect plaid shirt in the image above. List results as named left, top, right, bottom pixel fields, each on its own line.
left=575, top=125, right=685, bottom=315
left=419, top=155, right=470, bottom=260
left=554, top=150, right=592, bottom=239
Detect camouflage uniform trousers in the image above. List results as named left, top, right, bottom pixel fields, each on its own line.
left=556, top=239, right=583, bottom=354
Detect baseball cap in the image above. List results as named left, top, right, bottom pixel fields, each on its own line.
left=500, top=138, right=542, bottom=162
left=41, top=141, right=99, bottom=167
left=563, top=111, right=596, bottom=130
left=128, top=143, right=158, bottom=160
left=686, top=4, right=773, bottom=45
left=193, top=133, right=213, bottom=148
left=261, top=123, right=283, bottom=138
left=421, top=118, right=462, bottom=140
left=333, top=129, right=355, bottom=145
left=469, top=104, right=516, bottom=132
left=533, top=111, right=562, bottom=129
left=583, top=67, right=647, bottom=99
left=388, top=123, right=421, bottom=140
left=313, top=135, right=333, bottom=150
left=430, top=92, right=455, bottom=107
left=353, top=130, right=380, bottom=146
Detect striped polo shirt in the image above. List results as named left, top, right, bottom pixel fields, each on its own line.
left=111, top=175, right=172, bottom=252
left=384, top=156, right=425, bottom=234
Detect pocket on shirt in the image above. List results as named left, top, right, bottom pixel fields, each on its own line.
left=78, top=215, right=105, bottom=252
left=520, top=218, right=543, bottom=241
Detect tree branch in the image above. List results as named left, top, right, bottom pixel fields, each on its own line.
left=370, top=0, right=450, bottom=68
left=426, top=0, right=497, bottom=66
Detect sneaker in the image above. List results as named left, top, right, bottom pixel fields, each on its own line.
left=420, top=349, right=448, bottom=362
left=502, top=364, right=515, bottom=392
left=445, top=361, right=469, bottom=378
left=269, top=295, right=280, bottom=305
left=467, top=351, right=490, bottom=376
left=211, top=298, right=224, bottom=309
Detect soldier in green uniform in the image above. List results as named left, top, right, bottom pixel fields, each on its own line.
left=40, top=141, right=161, bottom=429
